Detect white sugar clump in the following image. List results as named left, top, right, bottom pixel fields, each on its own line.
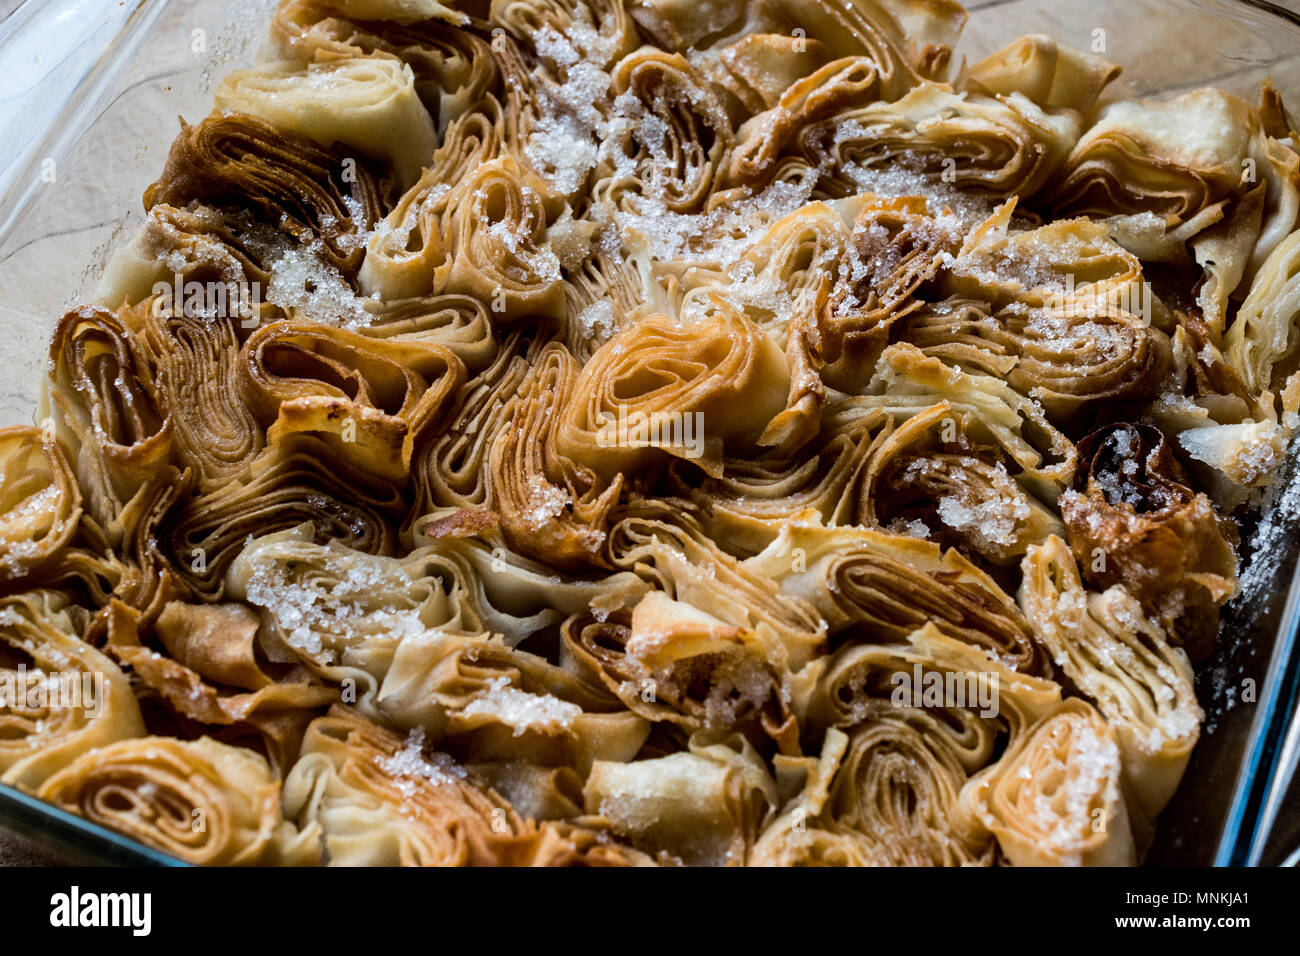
left=575, top=298, right=616, bottom=340
left=267, top=240, right=376, bottom=330
left=461, top=676, right=582, bottom=735
left=239, top=540, right=427, bottom=666
left=525, top=26, right=614, bottom=196
left=378, top=726, right=469, bottom=796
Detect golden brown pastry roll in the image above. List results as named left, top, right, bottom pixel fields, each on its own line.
left=601, top=47, right=735, bottom=214
left=1059, top=423, right=1237, bottom=659
left=962, top=34, right=1119, bottom=114
left=1019, top=536, right=1202, bottom=820
left=38, top=735, right=320, bottom=865
left=800, top=82, right=1078, bottom=202
left=0, top=591, right=143, bottom=789
left=282, top=706, right=645, bottom=865
left=627, top=0, right=963, bottom=100
left=606, top=504, right=827, bottom=671
left=227, top=521, right=647, bottom=694
left=727, top=56, right=882, bottom=187
left=166, top=435, right=404, bottom=601
left=559, top=599, right=798, bottom=752
left=665, top=422, right=876, bottom=556
left=0, top=428, right=82, bottom=585
left=123, top=295, right=265, bottom=493
left=323, top=0, right=476, bottom=24
left=960, top=698, right=1136, bottom=866
left=758, top=717, right=994, bottom=866
left=378, top=631, right=649, bottom=774
left=413, top=330, right=539, bottom=517
left=492, top=0, right=638, bottom=68
left=845, top=401, right=1066, bottom=565
left=797, top=624, right=1060, bottom=781
left=813, top=194, right=960, bottom=392
left=271, top=0, right=497, bottom=128
left=943, top=198, right=1147, bottom=315
left=358, top=99, right=503, bottom=298
left=558, top=307, right=790, bottom=480
left=1225, top=229, right=1300, bottom=394
left=239, top=318, right=465, bottom=483
left=215, top=57, right=437, bottom=191
left=145, top=112, right=390, bottom=279
left=488, top=341, right=621, bottom=570
left=359, top=292, right=498, bottom=372
left=750, top=522, right=1049, bottom=675
left=104, top=600, right=337, bottom=729
left=902, top=298, right=1172, bottom=427
left=1049, top=88, right=1256, bottom=225
left=582, top=732, right=779, bottom=865
left=45, top=305, right=180, bottom=599
left=96, top=202, right=278, bottom=326
left=829, top=342, right=1077, bottom=500
left=438, top=156, right=566, bottom=319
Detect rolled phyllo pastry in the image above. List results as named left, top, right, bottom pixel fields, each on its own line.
left=749, top=522, right=1049, bottom=675
left=0, top=428, right=82, bottom=584
left=272, top=0, right=497, bottom=127
left=124, top=295, right=265, bottom=493
left=438, top=156, right=566, bottom=320
left=146, top=112, right=390, bottom=279
left=601, top=47, right=734, bottom=215
left=814, top=195, right=959, bottom=393
left=46, top=305, right=176, bottom=547
left=627, top=0, right=963, bottom=100
left=492, top=0, right=638, bottom=68
left=666, top=423, right=876, bottom=556
left=902, top=299, right=1172, bottom=426
left=1059, top=423, right=1237, bottom=659
left=358, top=99, right=502, bottom=299
left=961, top=698, right=1136, bottom=866
left=727, top=56, right=882, bottom=187
left=166, top=435, right=404, bottom=600
left=1019, top=536, right=1201, bottom=820
left=558, top=307, right=790, bottom=480
left=962, top=34, right=1118, bottom=114
left=1225, top=229, right=1300, bottom=395
left=829, top=343, right=1077, bottom=499
left=801, top=623, right=1063, bottom=774
left=215, top=57, right=436, bottom=191
left=1049, top=88, right=1256, bottom=225
left=489, top=342, right=621, bottom=570
left=800, top=82, right=1078, bottom=202
left=943, top=198, right=1147, bottom=316
left=847, top=401, right=1066, bottom=564
left=239, top=319, right=465, bottom=482
left=282, top=707, right=645, bottom=865
left=377, top=631, right=649, bottom=774
left=0, top=591, right=143, bottom=788
left=606, top=505, right=827, bottom=670
left=559, top=598, right=798, bottom=751
left=104, top=600, right=336, bottom=730
left=96, top=202, right=278, bottom=327
left=413, top=330, right=540, bottom=517
left=37, top=735, right=320, bottom=865
left=315, top=0, right=476, bottom=24
left=359, top=293, right=498, bottom=372
left=228, top=522, right=647, bottom=690
left=582, top=732, right=779, bottom=865
left=778, top=716, right=993, bottom=866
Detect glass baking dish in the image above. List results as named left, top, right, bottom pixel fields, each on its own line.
left=0, top=0, right=1298, bottom=865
